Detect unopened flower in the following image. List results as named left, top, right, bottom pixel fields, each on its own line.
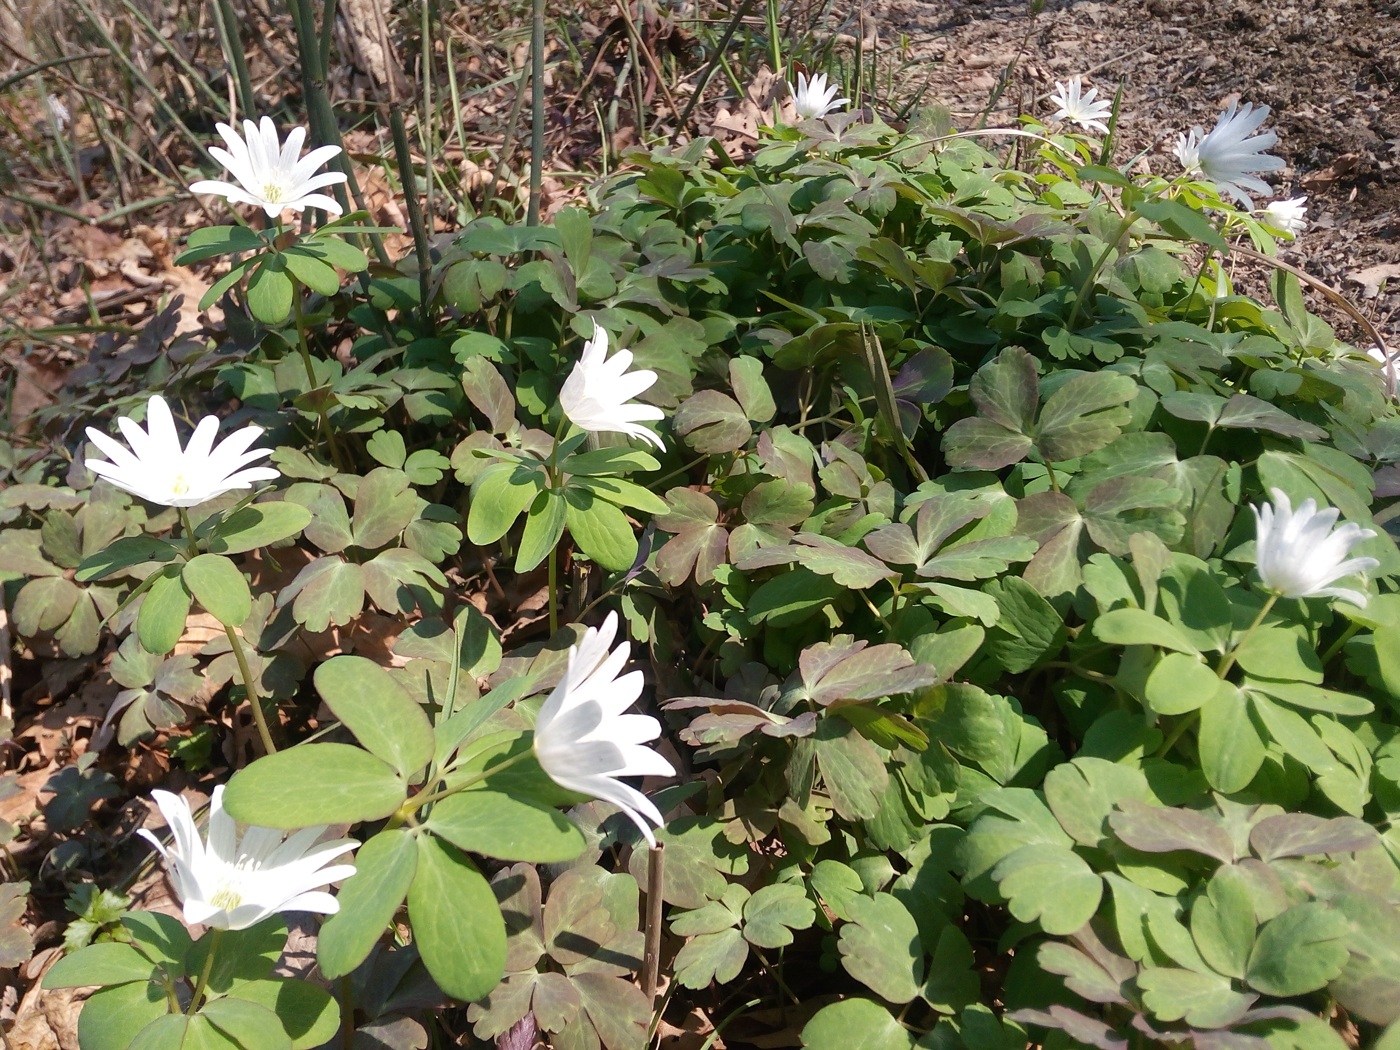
left=85, top=394, right=279, bottom=507
left=1174, top=101, right=1285, bottom=208
left=559, top=327, right=666, bottom=451
left=533, top=612, right=676, bottom=845
left=190, top=117, right=347, bottom=218
left=790, top=72, right=850, bottom=120
left=1260, top=196, right=1308, bottom=238
left=1048, top=77, right=1112, bottom=135
left=1251, top=488, right=1378, bottom=607
left=139, top=787, right=357, bottom=931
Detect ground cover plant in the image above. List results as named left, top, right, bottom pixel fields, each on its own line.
left=4, top=4, right=1400, bottom=1049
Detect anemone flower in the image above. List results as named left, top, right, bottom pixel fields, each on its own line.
left=532, top=612, right=676, bottom=845
left=1048, top=77, right=1112, bottom=135
left=1251, top=488, right=1379, bottom=607
left=84, top=395, right=279, bottom=508
left=1173, top=101, right=1286, bottom=208
left=190, top=116, right=347, bottom=218
left=1260, top=196, right=1308, bottom=238
left=558, top=327, right=666, bottom=451
left=790, top=72, right=850, bottom=121
left=139, top=787, right=358, bottom=931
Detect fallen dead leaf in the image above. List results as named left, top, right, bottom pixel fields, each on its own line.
left=1348, top=262, right=1400, bottom=298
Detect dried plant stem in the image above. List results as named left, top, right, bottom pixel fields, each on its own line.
left=0, top=50, right=108, bottom=94
left=389, top=102, right=434, bottom=315
left=527, top=0, right=546, bottom=226
left=642, top=843, right=665, bottom=1002
left=674, top=0, right=757, bottom=140
left=214, top=0, right=258, bottom=118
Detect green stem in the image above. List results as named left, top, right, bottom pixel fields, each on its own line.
left=1156, top=592, right=1279, bottom=759
left=291, top=281, right=346, bottom=471
left=1066, top=208, right=1138, bottom=329
left=1320, top=621, right=1361, bottom=667
left=187, top=928, right=223, bottom=1014
left=390, top=749, right=533, bottom=824
left=548, top=542, right=559, bottom=637
left=1215, top=593, right=1279, bottom=681
left=226, top=623, right=277, bottom=756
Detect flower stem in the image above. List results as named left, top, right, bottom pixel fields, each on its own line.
left=390, top=748, right=533, bottom=824
left=548, top=543, right=559, bottom=637
left=1215, top=592, right=1279, bottom=681
left=1066, top=208, right=1138, bottom=329
left=226, top=623, right=277, bottom=756
left=1320, top=621, right=1361, bottom=667
left=1155, top=592, right=1279, bottom=759
left=291, top=280, right=346, bottom=472
left=187, top=927, right=223, bottom=1014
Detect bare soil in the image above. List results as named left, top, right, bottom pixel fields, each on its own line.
left=872, top=0, right=1400, bottom=348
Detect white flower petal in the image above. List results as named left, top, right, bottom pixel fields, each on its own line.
left=1251, top=488, right=1378, bottom=602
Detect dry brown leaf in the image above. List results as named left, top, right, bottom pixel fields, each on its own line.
left=1348, top=262, right=1400, bottom=298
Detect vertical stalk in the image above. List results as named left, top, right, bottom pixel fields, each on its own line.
left=225, top=624, right=277, bottom=756
left=527, top=0, right=545, bottom=226
left=215, top=0, right=257, bottom=119
left=187, top=928, right=224, bottom=1013
left=291, top=282, right=348, bottom=471
left=642, top=843, right=665, bottom=1002
left=388, top=102, right=434, bottom=318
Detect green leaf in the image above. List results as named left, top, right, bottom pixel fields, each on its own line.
left=1137, top=966, right=1254, bottom=1028
left=1198, top=685, right=1266, bottom=792
left=351, top=467, right=418, bottom=549
left=942, top=346, right=1037, bottom=470
left=407, top=833, right=507, bottom=1001
left=673, top=389, right=752, bottom=453
left=1094, top=608, right=1200, bottom=654
left=285, top=557, right=364, bottom=633
left=302, top=232, right=369, bottom=271
left=43, top=940, right=154, bottom=988
left=76, top=981, right=168, bottom=1050
left=247, top=257, right=295, bottom=324
left=838, top=893, right=924, bottom=1003
left=183, top=554, right=252, bottom=628
left=76, top=536, right=178, bottom=581
left=364, top=429, right=407, bottom=469
left=206, top=502, right=312, bottom=555
left=801, top=998, right=915, bottom=1050
left=564, top=487, right=638, bottom=570
left=1246, top=903, right=1350, bottom=996
left=281, top=246, right=341, bottom=295
left=1145, top=652, right=1223, bottom=716
left=467, top=462, right=545, bottom=545
left=187, top=917, right=285, bottom=993
left=200, top=997, right=291, bottom=1050
left=1043, top=757, right=1149, bottom=848
left=674, top=927, right=748, bottom=989
left=314, top=656, right=433, bottom=779
left=318, top=828, right=417, bottom=979
left=1035, top=370, right=1136, bottom=461
left=137, top=566, right=192, bottom=655
left=922, top=926, right=979, bottom=1014
left=516, top=488, right=567, bottom=572
left=816, top=718, right=889, bottom=821
left=222, top=743, right=406, bottom=828
left=426, top=790, right=585, bottom=863
left=992, top=842, right=1102, bottom=936
left=1190, top=864, right=1257, bottom=980
left=221, top=979, right=339, bottom=1050
left=1233, top=627, right=1324, bottom=684
left=730, top=356, right=776, bottom=423
left=742, top=883, right=816, bottom=949
left=572, top=475, right=670, bottom=516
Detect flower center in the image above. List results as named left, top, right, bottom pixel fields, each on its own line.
left=210, top=885, right=243, bottom=912
left=169, top=473, right=191, bottom=497
left=260, top=177, right=290, bottom=204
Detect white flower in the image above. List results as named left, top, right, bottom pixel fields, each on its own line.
left=85, top=395, right=279, bottom=508
left=1251, top=488, right=1378, bottom=607
left=790, top=72, right=850, bottom=121
left=139, top=787, right=358, bottom=931
left=1260, top=195, right=1308, bottom=238
left=533, top=612, right=676, bottom=846
left=190, top=117, right=347, bottom=218
left=1048, top=77, right=1112, bottom=135
left=1173, top=101, right=1286, bottom=208
left=559, top=327, right=666, bottom=451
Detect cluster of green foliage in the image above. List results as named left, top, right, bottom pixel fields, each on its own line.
left=6, top=105, right=1400, bottom=1050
